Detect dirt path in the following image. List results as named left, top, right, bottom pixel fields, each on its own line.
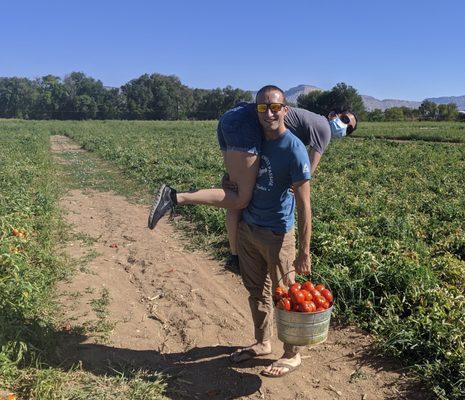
left=51, top=135, right=429, bottom=400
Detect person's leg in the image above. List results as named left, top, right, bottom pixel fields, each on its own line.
left=261, top=228, right=303, bottom=377
left=231, top=222, right=272, bottom=363
left=177, top=150, right=258, bottom=209
left=148, top=151, right=259, bottom=230
left=226, top=208, right=241, bottom=255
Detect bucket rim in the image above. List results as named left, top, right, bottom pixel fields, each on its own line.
left=275, top=303, right=333, bottom=315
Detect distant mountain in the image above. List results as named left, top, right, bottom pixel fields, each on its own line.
left=426, top=95, right=465, bottom=110
left=250, top=85, right=322, bottom=105
left=361, top=95, right=421, bottom=111
left=250, top=85, right=465, bottom=111
left=285, top=84, right=322, bottom=104
left=281, top=85, right=422, bottom=111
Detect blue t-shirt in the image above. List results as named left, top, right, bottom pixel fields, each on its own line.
left=242, top=130, right=311, bottom=233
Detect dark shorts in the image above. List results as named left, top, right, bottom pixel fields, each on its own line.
left=217, top=103, right=262, bottom=155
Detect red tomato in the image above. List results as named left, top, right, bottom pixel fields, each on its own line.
left=292, top=303, right=301, bottom=312
left=301, top=301, right=317, bottom=313
left=316, top=306, right=326, bottom=312
left=309, top=289, right=321, bottom=299
left=321, top=300, right=330, bottom=309
left=292, top=290, right=306, bottom=305
left=274, top=287, right=287, bottom=303
left=314, top=295, right=327, bottom=308
left=302, top=281, right=314, bottom=292
left=315, top=284, right=326, bottom=292
left=301, top=289, right=313, bottom=302
left=289, top=283, right=302, bottom=295
left=277, top=298, right=291, bottom=311
left=321, top=288, right=333, bottom=303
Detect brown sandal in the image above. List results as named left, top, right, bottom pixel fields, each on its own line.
left=261, top=361, right=300, bottom=378
left=230, top=348, right=270, bottom=363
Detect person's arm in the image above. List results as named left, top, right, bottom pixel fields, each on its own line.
left=292, top=179, right=312, bottom=275
left=308, top=148, right=322, bottom=175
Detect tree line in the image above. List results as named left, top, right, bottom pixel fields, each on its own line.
left=0, top=72, right=368, bottom=121
left=1, top=72, right=462, bottom=122
left=0, top=72, right=252, bottom=120
left=364, top=101, right=464, bottom=122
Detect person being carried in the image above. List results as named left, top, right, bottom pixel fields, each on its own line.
left=228, top=85, right=311, bottom=378
left=220, top=105, right=356, bottom=270
left=148, top=89, right=356, bottom=270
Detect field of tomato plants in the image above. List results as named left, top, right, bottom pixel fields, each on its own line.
left=354, top=121, right=465, bottom=142
left=0, top=121, right=65, bottom=393
left=52, top=119, right=464, bottom=400
left=1, top=119, right=464, bottom=399
left=0, top=121, right=168, bottom=399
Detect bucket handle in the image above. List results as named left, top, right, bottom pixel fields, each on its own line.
left=277, top=269, right=311, bottom=287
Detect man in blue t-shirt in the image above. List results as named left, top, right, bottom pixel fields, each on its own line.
left=230, top=85, right=312, bottom=378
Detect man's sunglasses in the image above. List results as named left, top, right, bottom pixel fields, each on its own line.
left=256, top=103, right=285, bottom=113
left=340, top=114, right=354, bottom=134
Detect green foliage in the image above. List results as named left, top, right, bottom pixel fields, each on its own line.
left=419, top=100, right=439, bottom=121
left=384, top=107, right=405, bottom=121
left=0, top=123, right=64, bottom=368
left=365, top=108, right=385, bottom=122
left=190, top=86, right=252, bottom=119
left=353, top=121, right=465, bottom=142
left=297, top=82, right=365, bottom=116
left=437, top=103, right=459, bottom=121
left=0, top=73, right=252, bottom=121
left=0, top=121, right=167, bottom=397
left=0, top=77, right=37, bottom=118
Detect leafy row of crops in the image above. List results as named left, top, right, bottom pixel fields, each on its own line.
left=0, top=120, right=168, bottom=399
left=353, top=121, right=465, bottom=142
left=0, top=121, right=65, bottom=393
left=45, top=119, right=465, bottom=399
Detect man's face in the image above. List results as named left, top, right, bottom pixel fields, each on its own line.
left=256, top=90, right=288, bottom=133
left=340, top=112, right=357, bottom=133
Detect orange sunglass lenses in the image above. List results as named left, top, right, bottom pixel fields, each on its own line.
left=256, top=103, right=268, bottom=112
left=269, top=103, right=283, bottom=112
left=256, top=103, right=284, bottom=113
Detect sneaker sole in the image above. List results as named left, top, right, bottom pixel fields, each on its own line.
left=148, top=184, right=167, bottom=229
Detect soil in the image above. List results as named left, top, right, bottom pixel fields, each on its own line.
left=51, top=135, right=431, bottom=400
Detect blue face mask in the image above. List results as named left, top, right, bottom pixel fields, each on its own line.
left=329, top=117, right=348, bottom=138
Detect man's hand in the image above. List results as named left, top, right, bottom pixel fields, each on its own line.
left=293, top=252, right=311, bottom=275
left=221, top=173, right=238, bottom=192
left=328, top=110, right=338, bottom=120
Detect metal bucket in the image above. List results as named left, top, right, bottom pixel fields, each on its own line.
left=275, top=305, right=333, bottom=346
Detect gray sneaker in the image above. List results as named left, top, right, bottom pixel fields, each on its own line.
left=148, top=184, right=177, bottom=229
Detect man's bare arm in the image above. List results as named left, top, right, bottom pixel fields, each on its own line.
left=293, top=179, right=312, bottom=275
left=308, top=148, right=322, bottom=175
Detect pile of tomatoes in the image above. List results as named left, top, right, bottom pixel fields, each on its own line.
left=274, top=281, right=333, bottom=313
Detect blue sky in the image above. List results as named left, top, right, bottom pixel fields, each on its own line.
left=1, top=0, right=464, bottom=101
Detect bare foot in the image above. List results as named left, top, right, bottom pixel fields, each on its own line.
left=261, top=352, right=301, bottom=377
left=230, top=341, right=272, bottom=363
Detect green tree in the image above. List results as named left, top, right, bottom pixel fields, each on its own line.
left=297, top=83, right=365, bottom=118
left=366, top=109, right=385, bottom=122
left=99, top=88, right=124, bottom=119
left=0, top=77, right=37, bottom=118
left=437, top=103, right=459, bottom=121
left=384, top=107, right=405, bottom=121
left=189, top=86, right=251, bottom=120
left=72, top=95, right=97, bottom=119
left=419, top=100, right=438, bottom=121
left=297, top=90, right=324, bottom=114
left=122, top=73, right=193, bottom=120
left=32, top=75, right=67, bottom=119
